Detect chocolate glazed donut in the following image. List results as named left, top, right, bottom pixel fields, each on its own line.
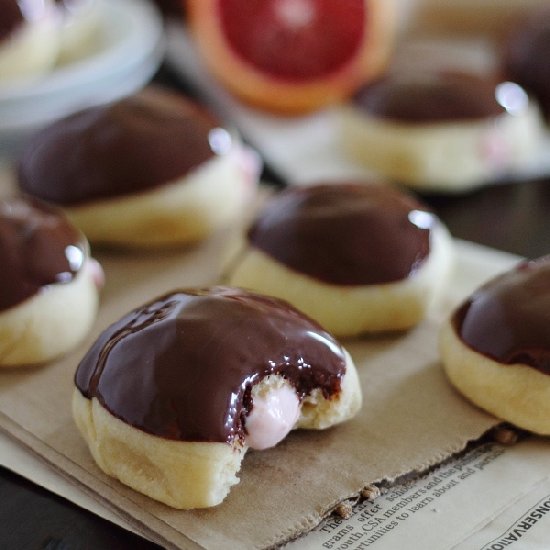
left=440, top=257, right=550, bottom=435
left=75, top=287, right=346, bottom=443
left=17, top=88, right=258, bottom=247
left=228, top=182, right=452, bottom=337
left=0, top=197, right=86, bottom=312
left=341, top=71, right=540, bottom=191
left=72, top=286, right=361, bottom=508
left=452, top=257, right=550, bottom=373
left=0, top=197, right=99, bottom=367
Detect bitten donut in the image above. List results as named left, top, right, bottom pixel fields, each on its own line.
left=0, top=0, right=59, bottom=82
left=0, top=197, right=101, bottom=367
left=17, top=87, right=259, bottom=247
left=440, top=257, right=550, bottom=435
left=72, top=287, right=362, bottom=509
left=501, top=7, right=550, bottom=120
left=227, top=183, right=452, bottom=337
left=340, top=71, right=541, bottom=192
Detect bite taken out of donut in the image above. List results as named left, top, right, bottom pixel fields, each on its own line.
left=227, top=182, right=453, bottom=338
left=0, top=196, right=102, bottom=367
left=72, top=286, right=362, bottom=509
left=17, top=87, right=260, bottom=248
left=440, top=256, right=550, bottom=435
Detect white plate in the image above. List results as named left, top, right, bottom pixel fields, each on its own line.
left=0, top=0, right=164, bottom=156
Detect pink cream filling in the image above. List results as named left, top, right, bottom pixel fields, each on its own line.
left=86, top=258, right=105, bottom=289
left=245, top=384, right=300, bottom=450
left=237, top=145, right=262, bottom=199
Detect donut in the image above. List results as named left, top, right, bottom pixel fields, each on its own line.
left=0, top=197, right=101, bottom=367
left=340, top=71, right=541, bottom=192
left=72, top=286, right=362, bottom=509
left=0, top=0, right=59, bottom=82
left=440, top=256, right=550, bottom=435
left=227, top=183, right=452, bottom=337
left=501, top=7, right=550, bottom=121
left=17, top=87, right=259, bottom=248
left=54, top=0, right=102, bottom=64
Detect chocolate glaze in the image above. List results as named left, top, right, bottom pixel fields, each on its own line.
left=502, top=8, right=550, bottom=119
left=353, top=72, right=506, bottom=123
left=0, top=0, right=24, bottom=42
left=0, top=197, right=86, bottom=312
left=18, top=89, right=223, bottom=206
left=453, top=257, right=550, bottom=374
left=75, top=287, right=346, bottom=444
left=151, top=0, right=185, bottom=17
left=247, top=183, right=435, bottom=285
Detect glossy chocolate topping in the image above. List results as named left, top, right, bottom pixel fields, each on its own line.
left=353, top=72, right=506, bottom=123
left=502, top=8, right=550, bottom=119
left=453, top=257, right=550, bottom=374
left=151, top=0, right=185, bottom=17
left=75, top=287, right=346, bottom=443
left=247, top=183, right=435, bottom=285
left=0, top=197, right=86, bottom=312
left=18, top=89, right=223, bottom=206
left=0, top=0, right=24, bottom=42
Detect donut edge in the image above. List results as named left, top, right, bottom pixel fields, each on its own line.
left=339, top=102, right=542, bottom=191
left=64, top=149, right=253, bottom=248
left=439, top=318, right=550, bottom=435
left=227, top=220, right=453, bottom=337
left=0, top=262, right=99, bottom=367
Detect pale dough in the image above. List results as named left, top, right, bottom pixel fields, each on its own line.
left=340, top=103, right=541, bottom=192
left=72, top=350, right=361, bottom=509
left=65, top=149, right=253, bottom=248
left=0, top=262, right=99, bottom=367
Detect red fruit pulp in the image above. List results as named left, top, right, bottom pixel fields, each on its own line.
left=218, top=0, right=366, bottom=82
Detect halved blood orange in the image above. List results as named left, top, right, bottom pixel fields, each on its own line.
left=187, top=0, right=396, bottom=114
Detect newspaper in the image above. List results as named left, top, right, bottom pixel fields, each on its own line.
left=286, top=438, right=550, bottom=549
left=456, top=477, right=550, bottom=550
left=3, top=432, right=550, bottom=549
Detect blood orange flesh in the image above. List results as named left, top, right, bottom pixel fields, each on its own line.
left=188, top=0, right=395, bottom=113
left=218, top=0, right=367, bottom=82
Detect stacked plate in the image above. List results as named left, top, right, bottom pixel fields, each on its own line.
left=0, top=0, right=164, bottom=157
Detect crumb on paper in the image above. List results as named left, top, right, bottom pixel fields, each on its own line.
left=492, top=426, right=519, bottom=446
left=334, top=501, right=353, bottom=520
left=361, top=485, right=381, bottom=501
